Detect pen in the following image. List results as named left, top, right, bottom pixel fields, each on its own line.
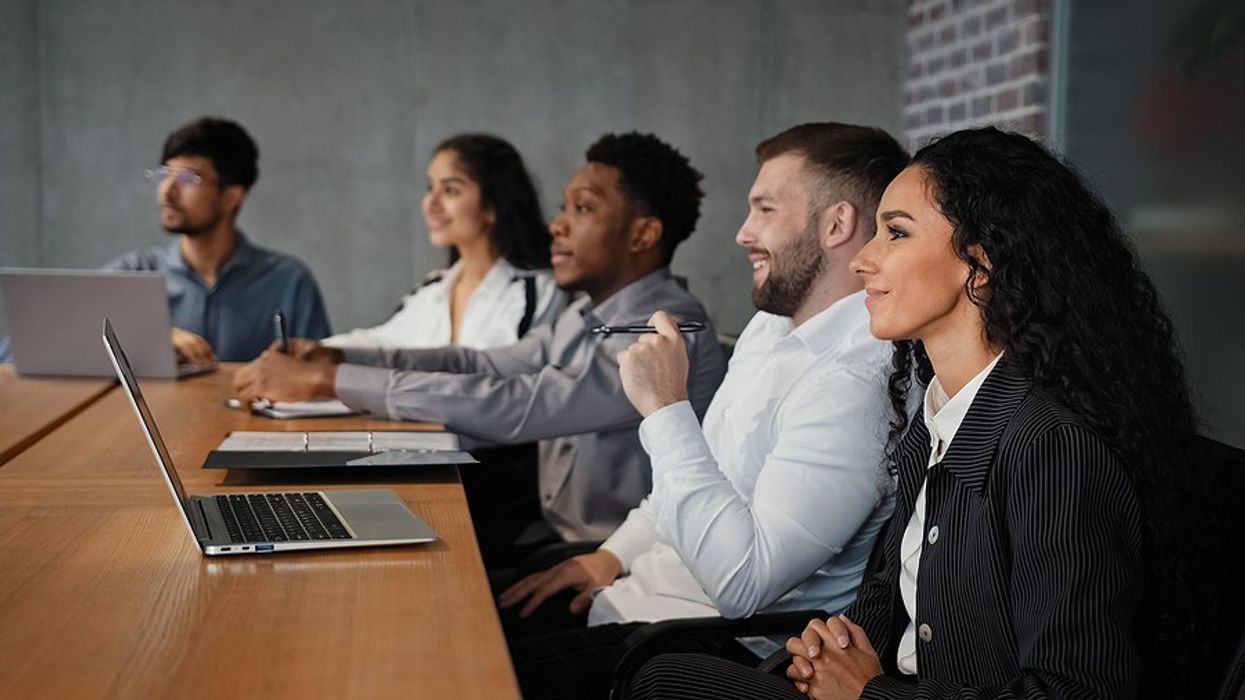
left=590, top=321, right=707, bottom=335
left=273, top=308, right=289, bottom=354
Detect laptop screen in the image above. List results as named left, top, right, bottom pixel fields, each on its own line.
left=2, top=269, right=180, bottom=377
left=102, top=319, right=201, bottom=548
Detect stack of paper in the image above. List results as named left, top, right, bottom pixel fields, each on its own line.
left=216, top=431, right=460, bottom=452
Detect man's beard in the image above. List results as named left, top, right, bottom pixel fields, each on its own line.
left=162, top=207, right=221, bottom=237
left=751, top=219, right=824, bottom=317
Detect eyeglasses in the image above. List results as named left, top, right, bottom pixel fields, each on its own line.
left=144, top=165, right=218, bottom=187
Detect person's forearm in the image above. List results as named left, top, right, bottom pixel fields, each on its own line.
left=334, top=362, right=641, bottom=443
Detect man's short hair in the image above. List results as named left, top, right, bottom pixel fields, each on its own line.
left=162, top=117, right=260, bottom=190
left=755, top=123, right=909, bottom=236
left=586, top=132, right=704, bottom=264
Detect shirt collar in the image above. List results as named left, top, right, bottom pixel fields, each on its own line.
left=579, top=267, right=674, bottom=324
left=160, top=229, right=255, bottom=276
left=430, top=260, right=464, bottom=298
left=429, top=258, right=522, bottom=300
left=160, top=237, right=186, bottom=270
left=923, top=351, right=1004, bottom=460
left=788, top=288, right=872, bottom=355
left=217, top=230, right=256, bottom=277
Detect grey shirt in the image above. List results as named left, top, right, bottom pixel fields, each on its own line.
left=335, top=268, right=728, bottom=541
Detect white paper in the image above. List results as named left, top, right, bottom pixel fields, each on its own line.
left=345, top=450, right=478, bottom=466
left=260, top=399, right=357, bottom=419
left=216, top=431, right=307, bottom=452
left=215, top=431, right=461, bottom=453
left=224, top=398, right=358, bottom=418
left=370, top=432, right=459, bottom=451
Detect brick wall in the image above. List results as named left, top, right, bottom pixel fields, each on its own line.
left=904, top=0, right=1052, bottom=148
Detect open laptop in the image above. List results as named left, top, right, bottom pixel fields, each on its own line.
left=103, top=318, right=437, bottom=555
left=0, top=268, right=214, bottom=378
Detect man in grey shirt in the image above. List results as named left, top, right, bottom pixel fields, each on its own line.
left=234, top=132, right=727, bottom=549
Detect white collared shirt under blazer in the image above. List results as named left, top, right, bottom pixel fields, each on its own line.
left=590, top=290, right=895, bottom=625
left=322, top=258, right=565, bottom=350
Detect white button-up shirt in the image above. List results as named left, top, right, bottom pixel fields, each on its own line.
left=589, top=290, right=894, bottom=625
left=897, top=352, right=1003, bottom=674
left=322, top=258, right=565, bottom=351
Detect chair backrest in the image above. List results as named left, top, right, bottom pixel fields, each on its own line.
left=1187, top=436, right=1245, bottom=700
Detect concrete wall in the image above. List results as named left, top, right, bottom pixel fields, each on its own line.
left=0, top=0, right=40, bottom=270
left=0, top=0, right=906, bottom=337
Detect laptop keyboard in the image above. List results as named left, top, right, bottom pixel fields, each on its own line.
left=215, top=492, right=352, bottom=543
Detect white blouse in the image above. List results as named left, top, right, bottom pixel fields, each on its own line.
left=322, top=258, right=567, bottom=351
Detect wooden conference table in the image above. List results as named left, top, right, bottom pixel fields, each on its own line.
left=0, top=365, right=520, bottom=699
left=0, top=365, right=114, bottom=466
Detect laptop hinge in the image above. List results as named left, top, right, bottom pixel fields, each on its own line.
left=190, top=498, right=214, bottom=541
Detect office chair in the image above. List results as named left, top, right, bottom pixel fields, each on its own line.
left=605, top=518, right=893, bottom=699
left=1189, top=436, right=1245, bottom=700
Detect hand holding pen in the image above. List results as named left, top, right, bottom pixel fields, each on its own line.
left=591, top=320, right=706, bottom=335
left=616, top=311, right=692, bottom=418
left=273, top=309, right=289, bottom=355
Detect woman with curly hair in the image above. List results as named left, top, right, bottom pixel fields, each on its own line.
left=626, top=127, right=1199, bottom=699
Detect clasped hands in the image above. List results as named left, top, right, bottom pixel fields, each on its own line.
left=231, top=337, right=343, bottom=405
left=784, top=614, right=883, bottom=699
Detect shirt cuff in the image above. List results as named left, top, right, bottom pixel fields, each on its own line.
left=638, top=400, right=705, bottom=469
left=334, top=364, right=394, bottom=417
left=600, top=505, right=659, bottom=571
left=340, top=346, right=387, bottom=366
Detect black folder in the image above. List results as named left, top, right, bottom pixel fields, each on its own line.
left=201, top=431, right=477, bottom=469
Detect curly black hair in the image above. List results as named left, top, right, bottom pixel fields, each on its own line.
left=162, top=116, right=259, bottom=190
left=434, top=134, right=550, bottom=271
left=586, top=132, right=704, bottom=264
left=886, top=127, right=1201, bottom=694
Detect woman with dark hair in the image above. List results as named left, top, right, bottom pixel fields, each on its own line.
left=625, top=127, right=1199, bottom=699
left=323, top=133, right=566, bottom=350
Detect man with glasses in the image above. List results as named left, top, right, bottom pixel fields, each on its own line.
left=105, top=116, right=330, bottom=362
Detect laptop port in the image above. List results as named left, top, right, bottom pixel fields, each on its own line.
left=256, top=544, right=275, bottom=552
left=220, top=547, right=231, bottom=552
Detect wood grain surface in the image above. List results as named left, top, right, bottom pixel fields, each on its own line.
left=0, top=365, right=519, bottom=699
left=0, top=365, right=114, bottom=465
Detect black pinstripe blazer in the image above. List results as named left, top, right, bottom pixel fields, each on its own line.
left=847, top=359, right=1144, bottom=699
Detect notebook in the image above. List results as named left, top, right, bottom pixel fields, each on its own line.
left=226, top=398, right=359, bottom=419
left=202, top=430, right=478, bottom=469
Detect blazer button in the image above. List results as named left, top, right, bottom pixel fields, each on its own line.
left=927, top=525, right=939, bottom=545
left=918, top=623, right=933, bottom=642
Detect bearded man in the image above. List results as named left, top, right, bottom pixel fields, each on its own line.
left=105, top=117, right=329, bottom=362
